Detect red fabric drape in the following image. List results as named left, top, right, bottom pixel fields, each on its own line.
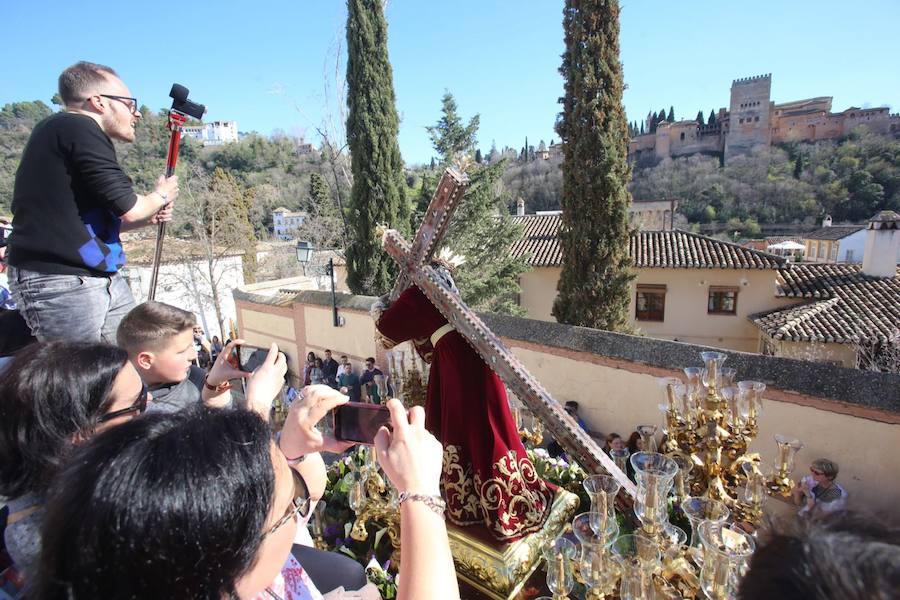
left=377, top=287, right=554, bottom=542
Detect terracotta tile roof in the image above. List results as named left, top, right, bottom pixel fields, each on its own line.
left=509, top=215, right=785, bottom=269
left=804, top=225, right=865, bottom=241
left=122, top=237, right=243, bottom=266
left=750, top=263, right=900, bottom=343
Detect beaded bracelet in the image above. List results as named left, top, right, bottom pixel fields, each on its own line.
left=397, top=492, right=446, bottom=517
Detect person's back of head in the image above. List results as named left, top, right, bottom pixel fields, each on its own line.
left=739, top=512, right=900, bottom=600
left=36, top=407, right=275, bottom=600
left=57, top=61, right=117, bottom=108
left=117, top=301, right=197, bottom=385
left=0, top=341, right=127, bottom=499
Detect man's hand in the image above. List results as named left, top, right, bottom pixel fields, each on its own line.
left=150, top=203, right=174, bottom=224
left=279, top=385, right=354, bottom=458
left=245, top=343, right=288, bottom=417
left=206, top=338, right=251, bottom=388
left=155, top=174, right=179, bottom=204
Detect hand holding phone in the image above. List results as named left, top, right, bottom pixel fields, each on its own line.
left=279, top=385, right=355, bottom=458
left=333, top=403, right=392, bottom=445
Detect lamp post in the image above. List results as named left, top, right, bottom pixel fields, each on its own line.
left=295, top=240, right=340, bottom=327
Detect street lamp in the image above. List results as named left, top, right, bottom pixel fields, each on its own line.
left=295, top=240, right=340, bottom=328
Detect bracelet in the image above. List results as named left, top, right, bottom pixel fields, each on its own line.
left=275, top=433, right=306, bottom=465
left=158, top=191, right=169, bottom=203
left=204, top=376, right=231, bottom=393
left=397, top=492, right=446, bottom=517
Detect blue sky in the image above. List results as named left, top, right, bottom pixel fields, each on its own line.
left=3, top=0, right=898, bottom=165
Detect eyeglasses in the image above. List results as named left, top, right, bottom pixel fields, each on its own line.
left=267, top=469, right=311, bottom=536
left=99, top=381, right=149, bottom=423
left=99, top=94, right=139, bottom=114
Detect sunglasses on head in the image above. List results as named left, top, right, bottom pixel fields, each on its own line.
left=810, top=467, right=824, bottom=476
left=99, top=381, right=149, bottom=423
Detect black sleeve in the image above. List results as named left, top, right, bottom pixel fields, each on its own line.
left=64, top=119, right=138, bottom=216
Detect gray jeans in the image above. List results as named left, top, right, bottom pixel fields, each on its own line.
left=8, top=266, right=135, bottom=343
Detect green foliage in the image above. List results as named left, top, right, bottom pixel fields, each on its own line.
left=554, top=0, right=635, bottom=332
left=667, top=106, right=675, bottom=122
left=696, top=110, right=705, bottom=126
left=708, top=109, right=717, bottom=126
left=345, top=0, right=410, bottom=295
left=425, top=92, right=479, bottom=166
left=423, top=91, right=528, bottom=315
left=0, top=101, right=52, bottom=130
left=632, top=130, right=900, bottom=225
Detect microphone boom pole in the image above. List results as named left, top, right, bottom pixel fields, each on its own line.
left=147, top=84, right=206, bottom=301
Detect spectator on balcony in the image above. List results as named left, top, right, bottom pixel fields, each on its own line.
left=626, top=431, right=644, bottom=455
left=303, top=351, right=317, bottom=386
left=738, top=511, right=897, bottom=600
left=308, top=358, right=326, bottom=386
left=321, top=349, right=340, bottom=388
left=793, top=458, right=848, bottom=519
left=337, top=362, right=362, bottom=402
left=360, top=356, right=385, bottom=403
left=0, top=341, right=149, bottom=579
left=603, top=432, right=625, bottom=455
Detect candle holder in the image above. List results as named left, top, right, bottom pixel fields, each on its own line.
left=733, top=461, right=767, bottom=526
left=630, top=452, right=678, bottom=537
left=610, top=448, right=630, bottom=474
left=572, top=512, right=620, bottom=599
left=544, top=537, right=576, bottom=600
left=636, top=424, right=659, bottom=453
left=680, top=497, right=730, bottom=565
left=736, top=381, right=765, bottom=437
left=697, top=520, right=755, bottom=600
left=611, top=533, right=660, bottom=600
left=767, top=434, right=803, bottom=498
left=668, top=452, right=695, bottom=503
left=583, top=475, right=620, bottom=538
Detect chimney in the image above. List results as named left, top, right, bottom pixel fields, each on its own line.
left=822, top=215, right=832, bottom=227
left=861, top=211, right=900, bottom=278
left=516, top=198, right=525, bottom=217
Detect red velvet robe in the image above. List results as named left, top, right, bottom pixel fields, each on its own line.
left=376, top=286, right=554, bottom=542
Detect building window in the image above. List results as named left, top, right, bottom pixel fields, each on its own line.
left=817, top=243, right=825, bottom=259
left=830, top=244, right=838, bottom=260
left=845, top=249, right=855, bottom=262
left=680, top=132, right=685, bottom=140
left=708, top=287, right=738, bottom=315
left=636, top=285, right=666, bottom=321
left=754, top=116, right=759, bottom=122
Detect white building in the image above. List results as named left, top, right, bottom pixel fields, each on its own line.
left=803, top=219, right=867, bottom=263
left=272, top=207, right=308, bottom=240
left=121, top=238, right=245, bottom=340
left=182, top=120, right=239, bottom=146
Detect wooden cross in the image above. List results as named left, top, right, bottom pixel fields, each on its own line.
left=380, top=170, right=636, bottom=497
left=389, top=167, right=470, bottom=301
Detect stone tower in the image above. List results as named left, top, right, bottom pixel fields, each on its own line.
left=725, top=74, right=772, bottom=161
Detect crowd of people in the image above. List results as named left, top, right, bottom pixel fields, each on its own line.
left=0, top=61, right=458, bottom=600
left=1, top=59, right=897, bottom=600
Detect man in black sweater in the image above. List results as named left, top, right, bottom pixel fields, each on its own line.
left=7, top=61, right=179, bottom=342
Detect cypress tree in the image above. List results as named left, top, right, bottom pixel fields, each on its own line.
left=554, top=0, right=634, bottom=331
left=345, top=0, right=409, bottom=295
left=708, top=109, right=717, bottom=126
left=667, top=106, right=675, bottom=122
left=640, top=121, right=645, bottom=135
left=650, top=111, right=659, bottom=133
left=475, top=148, right=483, bottom=163
left=658, top=107, right=668, bottom=123
left=696, top=110, right=705, bottom=126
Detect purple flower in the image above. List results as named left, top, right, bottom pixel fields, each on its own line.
left=325, top=524, right=342, bottom=538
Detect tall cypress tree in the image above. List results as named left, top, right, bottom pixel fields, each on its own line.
left=708, top=109, right=717, bottom=126
left=554, top=0, right=634, bottom=331
left=696, top=110, right=705, bottom=126
left=667, top=106, right=675, bottom=122
left=345, top=0, right=409, bottom=295
left=658, top=107, right=668, bottom=123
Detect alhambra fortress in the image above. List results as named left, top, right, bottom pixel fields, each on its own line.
left=628, top=73, right=900, bottom=164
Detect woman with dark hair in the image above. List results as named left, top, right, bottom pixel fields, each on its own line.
left=626, top=431, right=643, bottom=455
left=34, top=391, right=459, bottom=600
left=303, top=351, right=317, bottom=386
left=0, top=341, right=149, bottom=577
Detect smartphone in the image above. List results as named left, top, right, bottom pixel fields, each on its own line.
left=237, top=345, right=268, bottom=372
left=333, top=403, right=392, bottom=445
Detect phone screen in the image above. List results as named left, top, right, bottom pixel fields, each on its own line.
left=333, top=404, right=392, bottom=445
left=237, top=345, right=268, bottom=372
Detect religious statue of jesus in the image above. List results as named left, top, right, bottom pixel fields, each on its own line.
left=373, top=280, right=555, bottom=542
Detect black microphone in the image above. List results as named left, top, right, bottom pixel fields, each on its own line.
left=168, top=83, right=206, bottom=120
